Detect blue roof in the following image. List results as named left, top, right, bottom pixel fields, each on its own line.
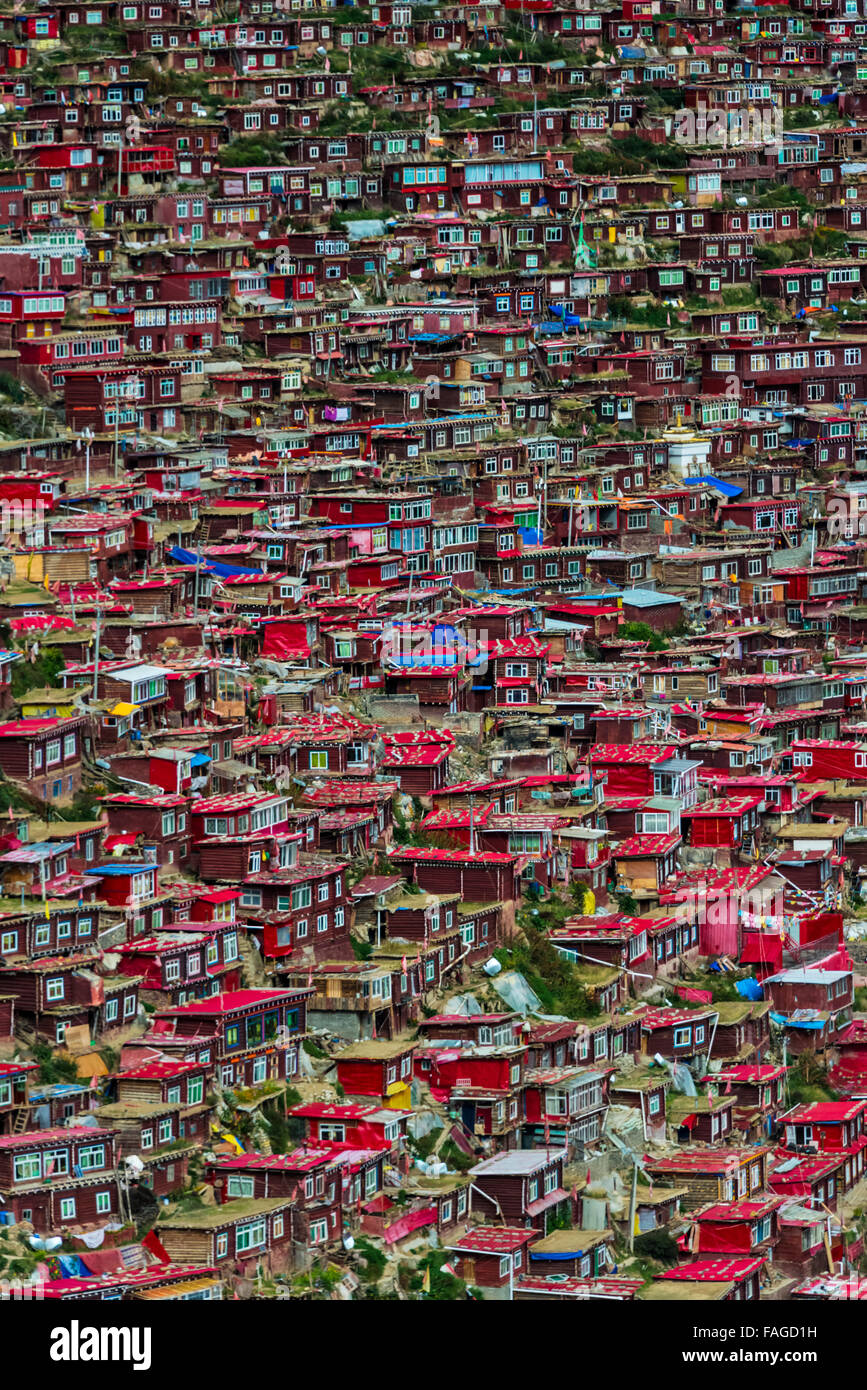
left=682, top=475, right=743, bottom=499
left=84, top=863, right=154, bottom=876
left=618, top=589, right=684, bottom=609
left=17, top=841, right=75, bottom=858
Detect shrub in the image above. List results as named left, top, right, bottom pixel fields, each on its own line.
left=32, top=1043, right=80, bottom=1084
left=355, top=1237, right=387, bottom=1283
left=633, top=1229, right=681, bottom=1262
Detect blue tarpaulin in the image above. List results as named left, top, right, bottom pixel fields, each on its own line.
left=550, top=305, right=583, bottom=327
left=518, top=526, right=544, bottom=546
left=683, top=475, right=743, bottom=498
left=169, top=546, right=263, bottom=579
left=530, top=1249, right=587, bottom=1261
left=735, top=977, right=764, bottom=1001
left=770, top=1012, right=825, bottom=1030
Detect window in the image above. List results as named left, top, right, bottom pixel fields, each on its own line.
left=310, top=1217, right=329, bottom=1244
left=78, top=1144, right=106, bottom=1171
left=95, top=1191, right=111, bottom=1214
left=227, top=1175, right=255, bottom=1199
left=236, top=1219, right=267, bottom=1252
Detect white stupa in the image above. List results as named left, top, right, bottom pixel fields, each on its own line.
left=662, top=413, right=712, bottom=479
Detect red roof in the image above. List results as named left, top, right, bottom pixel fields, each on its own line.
left=388, top=847, right=516, bottom=865
left=514, top=1274, right=643, bottom=1299
left=158, top=987, right=310, bottom=1017
left=615, top=833, right=682, bottom=857
left=682, top=797, right=763, bottom=817
left=41, top=1265, right=219, bottom=1298
left=787, top=1100, right=867, bottom=1122
left=647, top=1149, right=768, bottom=1173
left=448, top=1225, right=536, bottom=1255
left=0, top=718, right=66, bottom=736
left=0, top=1125, right=113, bottom=1148
left=118, top=1060, right=205, bottom=1080
left=0, top=1060, right=37, bottom=1076
left=209, top=1150, right=337, bottom=1172
left=382, top=745, right=453, bottom=767
left=421, top=1012, right=515, bottom=1026
left=714, top=1065, right=787, bottom=1082
left=770, top=1154, right=843, bottom=1182
left=657, top=1256, right=765, bottom=1282
left=639, top=1005, right=717, bottom=1029
left=694, top=1196, right=784, bottom=1222
left=290, top=1102, right=408, bottom=1121
left=590, top=744, right=677, bottom=764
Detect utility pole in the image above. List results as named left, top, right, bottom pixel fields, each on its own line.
left=83, top=427, right=92, bottom=492
left=114, top=382, right=121, bottom=480
left=627, top=1158, right=638, bottom=1253
left=404, top=566, right=414, bottom=620
left=536, top=453, right=547, bottom=543
left=92, top=604, right=102, bottom=704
